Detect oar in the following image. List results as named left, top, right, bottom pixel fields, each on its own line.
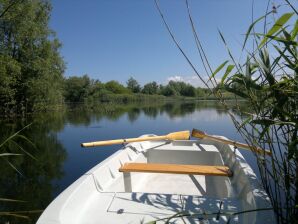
left=191, top=129, right=271, bottom=156
left=81, top=130, right=190, bottom=147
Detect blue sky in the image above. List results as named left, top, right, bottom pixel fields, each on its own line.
left=50, top=0, right=291, bottom=87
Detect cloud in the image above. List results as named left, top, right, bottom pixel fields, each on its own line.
left=166, top=75, right=208, bottom=87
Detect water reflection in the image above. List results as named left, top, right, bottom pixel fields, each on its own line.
left=0, top=118, right=67, bottom=223
left=62, top=101, right=245, bottom=125
left=0, top=100, right=247, bottom=223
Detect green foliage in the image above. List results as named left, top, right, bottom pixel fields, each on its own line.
left=0, top=55, right=21, bottom=113
left=142, top=81, right=158, bottom=95
left=154, top=1, right=297, bottom=222
left=259, top=12, right=294, bottom=48
left=126, top=77, right=141, bottom=93
left=63, top=75, right=91, bottom=102
left=0, top=0, right=65, bottom=114
left=161, top=85, right=177, bottom=96
left=62, top=75, right=217, bottom=104
left=215, top=12, right=298, bottom=222
left=163, top=81, right=196, bottom=97
left=105, top=80, right=130, bottom=94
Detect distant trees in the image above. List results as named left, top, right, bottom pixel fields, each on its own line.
left=126, top=77, right=141, bottom=93
left=64, top=75, right=91, bottom=102
left=161, top=85, right=176, bottom=96
left=161, top=81, right=196, bottom=97
left=142, top=82, right=158, bottom=95
left=62, top=75, right=212, bottom=103
left=0, top=0, right=65, bottom=113
left=105, top=81, right=130, bottom=94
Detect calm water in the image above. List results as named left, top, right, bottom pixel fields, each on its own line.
left=1, top=100, right=258, bottom=223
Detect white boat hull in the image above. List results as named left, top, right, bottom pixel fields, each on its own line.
left=37, top=136, right=275, bottom=223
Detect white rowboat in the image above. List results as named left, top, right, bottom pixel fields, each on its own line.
left=37, top=134, right=275, bottom=224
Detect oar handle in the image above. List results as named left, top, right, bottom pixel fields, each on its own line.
left=81, top=135, right=167, bottom=147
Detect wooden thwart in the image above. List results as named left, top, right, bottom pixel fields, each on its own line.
left=119, top=163, right=233, bottom=177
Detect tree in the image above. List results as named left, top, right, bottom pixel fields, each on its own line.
left=162, top=81, right=196, bottom=97
left=161, top=85, right=176, bottom=96
left=63, top=75, right=91, bottom=102
left=142, top=81, right=158, bottom=95
left=126, top=77, right=141, bottom=93
left=181, top=85, right=196, bottom=97
left=0, top=0, right=65, bottom=113
left=105, top=80, right=129, bottom=94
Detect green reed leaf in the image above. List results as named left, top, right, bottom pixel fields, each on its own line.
left=0, top=123, right=32, bottom=149
left=10, top=140, right=37, bottom=160
left=243, top=15, right=266, bottom=50
left=218, top=30, right=240, bottom=72
left=239, top=116, right=253, bottom=130
left=256, top=33, right=297, bottom=46
left=0, top=198, right=26, bottom=203
left=259, top=13, right=294, bottom=48
left=0, top=153, right=22, bottom=157
left=291, top=19, right=298, bottom=40
left=221, top=65, right=235, bottom=85
left=209, top=60, right=228, bottom=80
left=0, top=212, right=30, bottom=220
left=2, top=158, right=24, bottom=176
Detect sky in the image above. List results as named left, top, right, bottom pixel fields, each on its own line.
left=49, top=0, right=293, bottom=87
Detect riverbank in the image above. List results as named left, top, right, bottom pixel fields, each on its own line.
left=1, top=91, right=240, bottom=118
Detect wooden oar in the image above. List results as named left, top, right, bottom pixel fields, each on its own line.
left=191, top=129, right=271, bottom=156
left=81, top=130, right=190, bottom=147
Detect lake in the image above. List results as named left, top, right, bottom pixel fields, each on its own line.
left=1, top=100, right=258, bottom=223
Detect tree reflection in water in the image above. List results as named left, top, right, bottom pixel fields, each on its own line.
left=0, top=114, right=67, bottom=223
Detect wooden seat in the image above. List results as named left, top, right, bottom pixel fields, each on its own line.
left=119, top=163, right=233, bottom=177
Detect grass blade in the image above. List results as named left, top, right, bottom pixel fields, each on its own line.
left=0, top=153, right=22, bottom=157
left=221, top=65, right=235, bottom=85
left=0, top=198, right=26, bottom=203
left=10, top=140, right=37, bottom=160
left=259, top=13, right=294, bottom=48
left=209, top=60, right=228, bottom=81
left=0, top=123, right=32, bottom=149
left=2, top=158, right=24, bottom=176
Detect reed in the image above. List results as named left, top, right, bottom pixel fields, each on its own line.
left=0, top=123, right=42, bottom=222
left=155, top=0, right=297, bottom=222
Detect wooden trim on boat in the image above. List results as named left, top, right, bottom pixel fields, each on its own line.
left=119, top=163, right=233, bottom=177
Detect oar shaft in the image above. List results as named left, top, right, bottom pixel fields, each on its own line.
left=205, top=135, right=269, bottom=154
left=81, top=135, right=167, bottom=147
left=192, top=129, right=271, bottom=155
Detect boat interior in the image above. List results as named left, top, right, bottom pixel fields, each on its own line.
left=40, top=138, right=274, bottom=223
left=102, top=140, right=235, bottom=198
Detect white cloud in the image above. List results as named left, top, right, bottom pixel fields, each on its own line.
left=166, top=75, right=209, bottom=87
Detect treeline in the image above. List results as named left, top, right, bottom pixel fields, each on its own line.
left=63, top=75, right=212, bottom=103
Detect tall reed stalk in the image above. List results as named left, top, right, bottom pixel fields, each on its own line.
left=155, top=0, right=297, bottom=222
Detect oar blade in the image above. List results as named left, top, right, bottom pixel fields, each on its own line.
left=167, top=130, right=190, bottom=140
